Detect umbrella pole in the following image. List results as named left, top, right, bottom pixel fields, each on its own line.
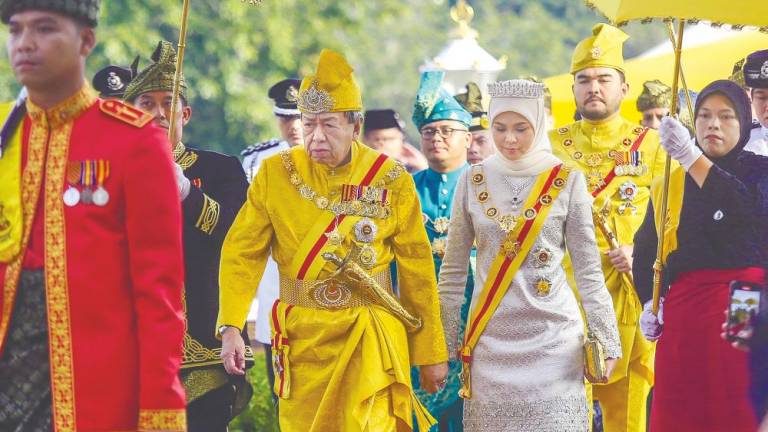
left=666, top=22, right=696, bottom=122
left=168, top=0, right=191, bottom=146
left=652, top=19, right=685, bottom=316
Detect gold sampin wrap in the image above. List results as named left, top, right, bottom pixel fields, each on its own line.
left=584, top=332, right=608, bottom=382
left=323, top=252, right=423, bottom=332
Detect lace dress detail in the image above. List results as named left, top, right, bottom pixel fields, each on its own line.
left=438, top=166, right=622, bottom=431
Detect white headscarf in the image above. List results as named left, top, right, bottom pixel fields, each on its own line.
left=485, top=80, right=562, bottom=177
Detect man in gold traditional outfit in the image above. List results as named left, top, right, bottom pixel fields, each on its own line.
left=549, top=23, right=669, bottom=432
left=217, top=49, right=449, bottom=432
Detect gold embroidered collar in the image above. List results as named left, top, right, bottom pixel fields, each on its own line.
left=173, top=142, right=198, bottom=170
left=26, top=84, right=97, bottom=128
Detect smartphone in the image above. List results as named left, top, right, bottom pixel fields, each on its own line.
left=726, top=280, right=765, bottom=343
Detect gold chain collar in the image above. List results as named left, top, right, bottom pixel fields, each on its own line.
left=279, top=149, right=403, bottom=219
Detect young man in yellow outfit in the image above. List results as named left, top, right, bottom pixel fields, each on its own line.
left=216, top=49, right=449, bottom=432
left=549, top=23, right=671, bottom=432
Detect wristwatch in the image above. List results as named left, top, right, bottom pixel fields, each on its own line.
left=218, top=325, right=239, bottom=336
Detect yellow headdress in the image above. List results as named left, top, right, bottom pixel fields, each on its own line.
left=298, top=49, right=362, bottom=114
left=570, top=23, right=629, bottom=75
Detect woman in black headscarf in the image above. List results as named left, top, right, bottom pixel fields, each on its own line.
left=633, top=79, right=768, bottom=432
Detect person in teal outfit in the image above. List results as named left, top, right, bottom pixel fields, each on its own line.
left=410, top=71, right=475, bottom=432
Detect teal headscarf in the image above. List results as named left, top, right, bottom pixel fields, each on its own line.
left=412, top=71, right=471, bottom=130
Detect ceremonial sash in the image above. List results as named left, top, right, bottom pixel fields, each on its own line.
left=591, top=127, right=649, bottom=198
left=651, top=165, right=685, bottom=265
left=459, top=164, right=570, bottom=399
left=271, top=299, right=294, bottom=399
left=288, top=151, right=390, bottom=280
left=0, top=102, right=24, bottom=262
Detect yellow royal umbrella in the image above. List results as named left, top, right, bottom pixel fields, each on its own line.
left=585, top=0, right=768, bottom=29
left=544, top=29, right=768, bottom=126
left=580, top=0, right=768, bottom=315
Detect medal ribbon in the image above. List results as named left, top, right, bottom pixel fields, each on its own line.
left=459, top=164, right=569, bottom=399
left=96, top=159, right=109, bottom=188
left=592, top=127, right=649, bottom=198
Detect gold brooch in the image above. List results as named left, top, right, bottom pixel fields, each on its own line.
left=433, top=216, right=451, bottom=234
left=432, top=237, right=447, bottom=258
left=535, top=278, right=552, bottom=296
left=498, top=214, right=517, bottom=233
left=502, top=240, right=521, bottom=259
left=313, top=280, right=351, bottom=309
left=532, top=247, right=553, bottom=268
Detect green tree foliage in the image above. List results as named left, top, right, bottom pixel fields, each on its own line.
left=0, top=0, right=663, bottom=155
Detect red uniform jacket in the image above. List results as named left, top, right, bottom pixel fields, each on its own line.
left=0, top=86, right=187, bottom=431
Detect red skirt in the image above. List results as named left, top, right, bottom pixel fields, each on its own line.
left=651, top=267, right=763, bottom=432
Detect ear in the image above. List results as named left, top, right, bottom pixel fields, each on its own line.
left=352, top=118, right=363, bottom=140
left=182, top=105, right=192, bottom=126
left=621, top=81, right=630, bottom=98
left=80, top=27, right=96, bottom=57
left=464, top=131, right=472, bottom=149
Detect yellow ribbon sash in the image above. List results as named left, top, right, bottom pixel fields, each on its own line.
left=460, top=164, right=570, bottom=399
left=288, top=150, right=391, bottom=281
left=0, top=102, right=24, bottom=263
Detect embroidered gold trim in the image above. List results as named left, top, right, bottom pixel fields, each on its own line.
left=0, top=111, right=48, bottom=355
left=195, top=193, right=220, bottom=235
left=173, top=142, right=198, bottom=170
left=138, top=409, right=187, bottom=431
left=182, top=368, right=229, bottom=403
left=45, top=119, right=77, bottom=432
left=182, top=332, right=254, bottom=365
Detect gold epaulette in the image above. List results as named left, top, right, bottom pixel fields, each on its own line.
left=99, top=99, right=153, bottom=128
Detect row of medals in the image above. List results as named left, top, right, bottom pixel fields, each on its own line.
left=63, top=161, right=110, bottom=207
left=63, top=185, right=109, bottom=207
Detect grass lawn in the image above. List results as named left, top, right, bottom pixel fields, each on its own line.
left=229, top=349, right=279, bottom=432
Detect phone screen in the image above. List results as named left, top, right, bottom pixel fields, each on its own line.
left=727, top=281, right=763, bottom=342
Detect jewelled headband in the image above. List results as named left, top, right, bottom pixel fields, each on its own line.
left=297, top=81, right=336, bottom=114
left=487, top=80, right=545, bottom=99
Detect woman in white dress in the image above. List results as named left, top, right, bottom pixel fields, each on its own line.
left=437, top=79, right=622, bottom=431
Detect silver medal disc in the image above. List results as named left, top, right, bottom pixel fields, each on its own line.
left=92, top=187, right=110, bottom=207
left=80, top=187, right=93, bottom=205
left=63, top=187, right=80, bottom=207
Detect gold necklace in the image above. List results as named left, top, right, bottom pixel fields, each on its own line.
left=470, top=166, right=528, bottom=233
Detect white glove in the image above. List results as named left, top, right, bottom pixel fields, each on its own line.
left=640, top=298, right=664, bottom=341
left=658, top=117, right=702, bottom=171
left=174, top=163, right=191, bottom=200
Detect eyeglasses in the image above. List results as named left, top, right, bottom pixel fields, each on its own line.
left=420, top=126, right=468, bottom=139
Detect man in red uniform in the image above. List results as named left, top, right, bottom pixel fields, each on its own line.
left=0, top=1, right=187, bottom=430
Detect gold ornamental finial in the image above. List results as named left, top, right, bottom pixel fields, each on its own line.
left=450, top=0, right=477, bottom=38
